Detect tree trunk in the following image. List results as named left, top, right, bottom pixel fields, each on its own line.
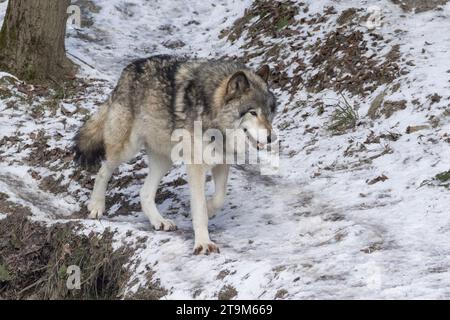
left=0, top=0, right=75, bottom=83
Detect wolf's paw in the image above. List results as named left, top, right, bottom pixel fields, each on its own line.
left=151, top=218, right=178, bottom=232
left=193, top=241, right=220, bottom=255
left=87, top=198, right=105, bottom=219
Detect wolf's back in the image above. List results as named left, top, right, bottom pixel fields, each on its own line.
left=73, top=103, right=108, bottom=167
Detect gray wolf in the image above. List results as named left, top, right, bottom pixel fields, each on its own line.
left=74, top=55, right=277, bottom=254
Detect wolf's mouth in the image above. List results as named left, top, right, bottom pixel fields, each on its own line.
left=243, top=129, right=264, bottom=151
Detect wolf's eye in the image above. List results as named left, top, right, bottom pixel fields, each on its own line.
left=249, top=111, right=257, bottom=116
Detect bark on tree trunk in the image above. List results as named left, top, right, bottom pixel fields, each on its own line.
left=0, top=0, right=75, bottom=83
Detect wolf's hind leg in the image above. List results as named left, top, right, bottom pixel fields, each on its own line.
left=88, top=161, right=119, bottom=219
left=88, top=118, right=138, bottom=219
left=141, top=153, right=177, bottom=231
left=207, top=164, right=230, bottom=218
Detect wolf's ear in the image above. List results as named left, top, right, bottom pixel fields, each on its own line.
left=256, top=65, right=270, bottom=82
left=226, top=71, right=250, bottom=100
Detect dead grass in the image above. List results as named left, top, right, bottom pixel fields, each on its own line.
left=218, top=285, right=238, bottom=300
left=0, top=212, right=166, bottom=299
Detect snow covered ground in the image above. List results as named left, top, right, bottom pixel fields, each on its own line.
left=0, top=0, right=449, bottom=299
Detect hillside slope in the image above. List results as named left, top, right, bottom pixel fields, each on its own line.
left=0, top=0, right=449, bottom=299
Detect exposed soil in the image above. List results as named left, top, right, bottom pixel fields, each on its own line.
left=308, top=33, right=401, bottom=96
left=217, top=285, right=238, bottom=300
left=221, top=2, right=402, bottom=99
left=391, top=0, right=449, bottom=12
left=368, top=99, right=408, bottom=119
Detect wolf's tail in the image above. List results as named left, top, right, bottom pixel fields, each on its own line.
left=73, top=104, right=108, bottom=167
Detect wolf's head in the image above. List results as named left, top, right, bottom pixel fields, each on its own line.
left=216, top=65, right=277, bottom=150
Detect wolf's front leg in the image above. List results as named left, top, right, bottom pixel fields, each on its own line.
left=186, top=164, right=220, bottom=255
